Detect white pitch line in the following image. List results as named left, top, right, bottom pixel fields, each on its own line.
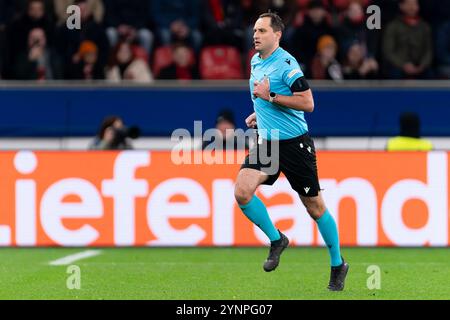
left=49, top=250, right=102, bottom=266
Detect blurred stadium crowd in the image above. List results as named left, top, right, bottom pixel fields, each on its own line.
left=0, top=0, right=449, bottom=82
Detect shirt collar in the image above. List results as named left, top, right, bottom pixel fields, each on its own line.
left=258, top=47, right=282, bottom=61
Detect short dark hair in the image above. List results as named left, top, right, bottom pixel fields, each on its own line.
left=216, top=109, right=236, bottom=127
left=259, top=12, right=285, bottom=32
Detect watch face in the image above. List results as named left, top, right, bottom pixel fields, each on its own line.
left=270, top=92, right=276, bottom=97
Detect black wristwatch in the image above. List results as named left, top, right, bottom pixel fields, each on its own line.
left=269, top=92, right=277, bottom=103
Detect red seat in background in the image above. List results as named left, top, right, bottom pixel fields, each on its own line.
left=200, top=46, right=243, bottom=80
left=152, top=46, right=173, bottom=78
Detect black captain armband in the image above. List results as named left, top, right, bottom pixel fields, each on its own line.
left=290, top=77, right=310, bottom=93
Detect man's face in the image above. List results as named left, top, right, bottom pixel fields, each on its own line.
left=253, top=17, right=281, bottom=53
left=347, top=2, right=364, bottom=23
left=321, top=45, right=337, bottom=61
left=347, top=44, right=363, bottom=65
left=308, top=7, right=326, bottom=24
left=84, top=51, right=98, bottom=64
left=400, top=0, right=419, bottom=17
left=28, top=1, right=44, bottom=20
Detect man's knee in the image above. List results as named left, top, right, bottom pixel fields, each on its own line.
left=303, top=198, right=326, bottom=219
left=234, top=185, right=254, bottom=206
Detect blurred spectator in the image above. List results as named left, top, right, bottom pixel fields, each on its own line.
left=68, top=40, right=104, bottom=80
left=8, top=0, right=55, bottom=24
left=291, top=0, right=335, bottom=77
left=387, top=112, right=433, bottom=151
left=311, top=35, right=343, bottom=80
left=150, top=0, right=203, bottom=52
left=158, top=43, right=198, bottom=80
left=8, top=0, right=54, bottom=16
left=365, top=0, right=399, bottom=68
left=342, top=41, right=379, bottom=79
left=202, top=109, right=248, bottom=150
left=54, top=0, right=104, bottom=26
left=55, top=0, right=109, bottom=77
left=89, top=116, right=138, bottom=150
left=382, top=0, right=433, bottom=79
left=106, top=41, right=153, bottom=83
left=13, top=27, right=62, bottom=80
left=104, top=0, right=153, bottom=55
left=436, top=20, right=450, bottom=78
left=336, top=1, right=377, bottom=60
left=4, top=0, right=55, bottom=79
left=202, top=0, right=244, bottom=51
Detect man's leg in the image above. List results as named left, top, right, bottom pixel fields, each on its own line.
left=301, top=193, right=342, bottom=266
left=234, top=168, right=289, bottom=272
left=301, top=193, right=349, bottom=291
left=234, top=168, right=280, bottom=242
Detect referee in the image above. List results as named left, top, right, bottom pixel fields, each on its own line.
left=234, top=12, right=349, bottom=291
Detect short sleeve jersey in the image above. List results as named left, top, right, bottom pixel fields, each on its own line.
left=249, top=47, right=309, bottom=140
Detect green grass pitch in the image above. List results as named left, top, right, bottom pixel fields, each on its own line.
left=0, top=247, right=448, bottom=300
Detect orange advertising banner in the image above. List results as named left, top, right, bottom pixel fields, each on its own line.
left=0, top=151, right=448, bottom=247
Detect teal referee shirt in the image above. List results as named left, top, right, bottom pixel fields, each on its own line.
left=249, top=47, right=309, bottom=140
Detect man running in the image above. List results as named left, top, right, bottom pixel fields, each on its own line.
left=234, top=12, right=349, bottom=291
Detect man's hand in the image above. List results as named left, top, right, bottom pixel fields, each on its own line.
left=245, top=112, right=257, bottom=128
left=29, top=46, right=44, bottom=61
left=252, top=77, right=270, bottom=101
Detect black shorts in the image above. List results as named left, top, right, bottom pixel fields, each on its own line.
left=241, top=133, right=321, bottom=197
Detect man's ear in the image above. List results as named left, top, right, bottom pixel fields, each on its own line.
left=276, top=31, right=282, bottom=42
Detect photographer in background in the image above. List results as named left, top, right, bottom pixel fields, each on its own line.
left=89, top=115, right=140, bottom=150
left=202, top=109, right=249, bottom=151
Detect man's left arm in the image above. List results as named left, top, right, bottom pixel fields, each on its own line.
left=272, top=85, right=315, bottom=113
